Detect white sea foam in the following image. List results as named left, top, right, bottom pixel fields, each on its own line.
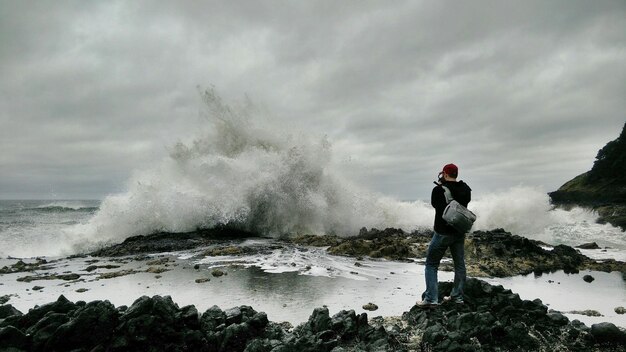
left=195, top=239, right=414, bottom=281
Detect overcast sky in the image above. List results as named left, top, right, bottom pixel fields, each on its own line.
left=1, top=0, right=624, bottom=201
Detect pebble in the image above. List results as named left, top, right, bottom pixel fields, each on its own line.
left=362, top=303, right=378, bottom=311
left=615, top=307, right=626, bottom=315
left=211, top=269, right=226, bottom=277
left=583, top=275, right=595, bottom=283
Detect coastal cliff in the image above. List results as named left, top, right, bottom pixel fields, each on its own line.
left=549, top=122, right=626, bottom=230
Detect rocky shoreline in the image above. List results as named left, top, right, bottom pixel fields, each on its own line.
left=1, top=278, right=625, bottom=351
left=82, top=227, right=626, bottom=278
left=1, top=226, right=625, bottom=351
left=292, top=227, right=626, bottom=277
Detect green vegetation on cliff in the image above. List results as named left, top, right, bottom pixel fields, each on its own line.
left=589, top=122, right=626, bottom=184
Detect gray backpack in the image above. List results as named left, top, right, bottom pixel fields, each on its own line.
left=441, top=185, right=477, bottom=234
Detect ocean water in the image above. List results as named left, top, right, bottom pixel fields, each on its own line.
left=0, top=200, right=99, bottom=258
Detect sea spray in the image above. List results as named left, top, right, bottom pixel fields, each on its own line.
left=471, top=186, right=626, bottom=250
left=66, top=180, right=624, bottom=256
left=2, top=90, right=624, bottom=257
left=472, top=186, right=557, bottom=234
left=68, top=89, right=434, bottom=251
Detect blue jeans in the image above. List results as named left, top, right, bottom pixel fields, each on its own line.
left=422, top=231, right=466, bottom=303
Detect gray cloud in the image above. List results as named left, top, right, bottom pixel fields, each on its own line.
left=0, top=0, right=624, bottom=201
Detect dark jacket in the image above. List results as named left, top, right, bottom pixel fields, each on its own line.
left=431, top=180, right=472, bottom=235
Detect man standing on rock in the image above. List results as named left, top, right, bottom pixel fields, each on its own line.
left=418, top=163, right=472, bottom=307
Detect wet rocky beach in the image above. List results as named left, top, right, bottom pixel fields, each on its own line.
left=1, top=279, right=625, bottom=351
left=1, top=228, right=625, bottom=351
left=291, top=227, right=626, bottom=277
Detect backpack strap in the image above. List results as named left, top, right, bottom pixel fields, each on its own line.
left=441, top=185, right=454, bottom=204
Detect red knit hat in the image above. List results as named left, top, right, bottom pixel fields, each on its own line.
left=442, top=163, right=458, bottom=177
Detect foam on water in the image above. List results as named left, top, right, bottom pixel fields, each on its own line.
left=195, top=239, right=386, bottom=281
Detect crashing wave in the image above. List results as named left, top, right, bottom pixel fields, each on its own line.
left=68, top=89, right=433, bottom=250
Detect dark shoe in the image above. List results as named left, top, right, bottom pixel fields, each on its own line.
left=416, top=300, right=439, bottom=308
left=443, top=296, right=464, bottom=304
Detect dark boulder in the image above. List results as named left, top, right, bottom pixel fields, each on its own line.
left=200, top=305, right=226, bottom=332
left=45, top=300, right=118, bottom=351
left=0, top=325, right=30, bottom=350
left=591, top=322, right=626, bottom=345
left=304, top=307, right=333, bottom=333
left=0, top=304, right=22, bottom=319
left=576, top=242, right=601, bottom=249
left=220, top=307, right=268, bottom=351
left=1, top=295, right=76, bottom=331
left=220, top=322, right=254, bottom=351
left=330, top=310, right=358, bottom=340
left=291, top=306, right=397, bottom=351
left=113, top=295, right=187, bottom=351
left=28, top=312, right=70, bottom=351
left=178, top=304, right=200, bottom=330
left=0, top=295, right=9, bottom=305
left=547, top=312, right=569, bottom=326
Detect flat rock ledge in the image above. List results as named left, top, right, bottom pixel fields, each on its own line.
left=293, top=228, right=626, bottom=277
left=88, top=227, right=257, bottom=257
left=463, top=229, right=626, bottom=277
left=1, top=278, right=625, bottom=351
left=82, top=227, right=626, bottom=279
